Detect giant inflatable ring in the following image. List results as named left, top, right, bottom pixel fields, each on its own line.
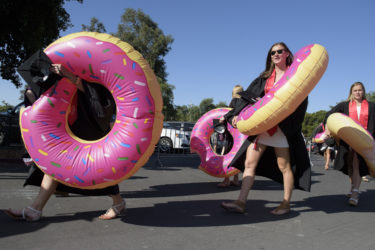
left=190, top=108, right=247, bottom=177
left=327, top=113, right=375, bottom=177
left=237, top=44, right=329, bottom=136
left=20, top=32, right=163, bottom=189
left=312, top=132, right=325, bottom=144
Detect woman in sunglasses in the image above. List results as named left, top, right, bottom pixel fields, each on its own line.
left=220, top=42, right=311, bottom=215
left=323, top=82, right=375, bottom=206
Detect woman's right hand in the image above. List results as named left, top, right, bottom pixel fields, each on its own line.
left=232, top=116, right=238, bottom=128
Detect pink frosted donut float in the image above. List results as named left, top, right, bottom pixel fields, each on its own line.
left=190, top=108, right=247, bottom=177
left=312, top=132, right=325, bottom=143
left=19, top=32, right=163, bottom=189
left=237, top=44, right=329, bottom=136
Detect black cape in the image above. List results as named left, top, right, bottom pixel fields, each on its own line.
left=224, top=77, right=312, bottom=191
left=323, top=101, right=375, bottom=176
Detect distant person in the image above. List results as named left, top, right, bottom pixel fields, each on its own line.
left=215, top=85, right=243, bottom=188
left=220, top=42, right=311, bottom=215
left=323, top=81, right=375, bottom=206
left=5, top=64, right=125, bottom=221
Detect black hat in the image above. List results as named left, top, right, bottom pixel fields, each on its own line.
left=17, top=50, right=61, bottom=97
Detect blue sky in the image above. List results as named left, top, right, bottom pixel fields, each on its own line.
left=1, top=0, right=374, bottom=113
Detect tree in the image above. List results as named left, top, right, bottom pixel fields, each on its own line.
left=367, top=91, right=375, bottom=102
left=82, top=17, right=106, bottom=33
left=159, top=79, right=175, bottom=121
left=115, top=8, right=175, bottom=119
left=302, top=110, right=327, bottom=138
left=216, top=101, right=228, bottom=108
left=115, top=8, right=174, bottom=82
left=199, top=98, right=216, bottom=115
left=0, top=0, right=83, bottom=88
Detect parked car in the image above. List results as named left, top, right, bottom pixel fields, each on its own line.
left=158, top=121, right=195, bottom=152
left=0, top=102, right=24, bottom=146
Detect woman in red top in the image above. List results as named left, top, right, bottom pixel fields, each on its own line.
left=221, top=42, right=311, bottom=215
left=323, top=82, right=375, bottom=206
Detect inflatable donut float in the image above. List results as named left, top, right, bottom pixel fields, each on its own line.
left=190, top=108, right=247, bottom=177
left=312, top=132, right=325, bottom=144
left=327, top=113, right=375, bottom=177
left=237, top=44, right=329, bottom=136
left=19, top=32, right=163, bottom=189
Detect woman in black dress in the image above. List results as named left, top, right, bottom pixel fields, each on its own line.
left=323, top=82, right=375, bottom=206
left=221, top=42, right=311, bottom=215
left=5, top=64, right=125, bottom=221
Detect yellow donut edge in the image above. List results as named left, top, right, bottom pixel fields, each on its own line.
left=327, top=113, right=375, bottom=176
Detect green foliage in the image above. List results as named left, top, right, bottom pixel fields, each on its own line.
left=0, top=101, right=13, bottom=112
left=302, top=110, right=327, bottom=138
left=159, top=79, right=175, bottom=121
left=115, top=8, right=174, bottom=82
left=367, top=91, right=375, bottom=102
left=82, top=17, right=106, bottom=33
left=0, top=0, right=83, bottom=87
left=216, top=101, right=228, bottom=108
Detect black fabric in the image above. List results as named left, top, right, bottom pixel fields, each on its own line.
left=225, top=77, right=312, bottom=191
left=24, top=80, right=119, bottom=195
left=70, top=81, right=115, bottom=140
left=323, top=101, right=375, bottom=177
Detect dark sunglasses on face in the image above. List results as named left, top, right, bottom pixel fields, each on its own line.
left=270, top=49, right=285, bottom=56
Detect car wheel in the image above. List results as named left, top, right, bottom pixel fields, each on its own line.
left=159, top=137, right=173, bottom=153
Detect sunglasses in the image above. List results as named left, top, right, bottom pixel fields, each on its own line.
left=270, top=49, right=285, bottom=56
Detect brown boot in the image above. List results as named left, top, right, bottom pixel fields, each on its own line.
left=221, top=200, right=246, bottom=214
left=270, top=200, right=290, bottom=215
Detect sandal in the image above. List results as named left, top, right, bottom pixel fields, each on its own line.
left=270, top=200, right=290, bottom=215
left=99, top=200, right=126, bottom=220
left=348, top=189, right=360, bottom=207
left=4, top=206, right=42, bottom=222
left=221, top=200, right=246, bottom=214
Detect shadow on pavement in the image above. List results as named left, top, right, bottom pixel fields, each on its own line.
left=119, top=180, right=285, bottom=199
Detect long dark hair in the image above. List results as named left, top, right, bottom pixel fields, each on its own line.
left=259, top=42, right=293, bottom=79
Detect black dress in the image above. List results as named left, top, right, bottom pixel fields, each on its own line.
left=323, top=101, right=375, bottom=177
left=224, top=77, right=312, bottom=191
left=24, top=80, right=119, bottom=195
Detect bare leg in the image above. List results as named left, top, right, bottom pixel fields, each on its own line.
left=31, top=174, right=58, bottom=211
left=270, top=147, right=293, bottom=215
left=98, top=193, right=126, bottom=220
left=221, top=143, right=266, bottom=213
left=237, top=143, right=267, bottom=202
left=324, top=148, right=330, bottom=170
left=5, top=174, right=57, bottom=221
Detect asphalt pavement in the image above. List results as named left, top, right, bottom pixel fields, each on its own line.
left=0, top=152, right=374, bottom=250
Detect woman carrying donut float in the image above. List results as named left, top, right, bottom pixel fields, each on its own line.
left=192, top=42, right=328, bottom=215
left=190, top=108, right=247, bottom=178
left=20, top=32, right=163, bottom=189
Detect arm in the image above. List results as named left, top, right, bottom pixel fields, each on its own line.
left=50, top=64, right=84, bottom=92
left=222, top=77, right=265, bottom=126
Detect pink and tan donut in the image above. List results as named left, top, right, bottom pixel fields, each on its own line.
left=312, top=132, right=325, bottom=144
left=237, top=44, right=329, bottom=136
left=190, top=108, right=247, bottom=177
left=20, top=32, right=163, bottom=189
left=327, top=113, right=375, bottom=177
